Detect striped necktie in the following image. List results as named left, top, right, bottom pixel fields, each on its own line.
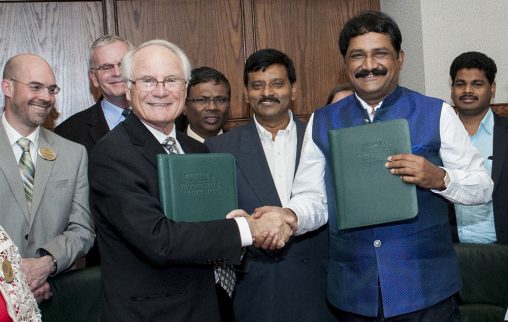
left=162, top=137, right=180, bottom=154
left=17, top=138, right=35, bottom=206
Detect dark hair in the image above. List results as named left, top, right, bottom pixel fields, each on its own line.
left=187, top=66, right=231, bottom=97
left=243, top=49, right=296, bottom=86
left=449, top=52, right=497, bottom=84
left=339, top=11, right=402, bottom=57
left=326, top=83, right=353, bottom=104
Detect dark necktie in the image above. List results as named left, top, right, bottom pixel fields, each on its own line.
left=122, top=108, right=132, bottom=118
left=162, top=136, right=236, bottom=295
left=17, top=138, right=35, bottom=206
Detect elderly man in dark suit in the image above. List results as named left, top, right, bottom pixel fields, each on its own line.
left=54, top=35, right=132, bottom=155
left=89, top=39, right=294, bottom=322
left=55, top=35, right=132, bottom=267
left=206, top=49, right=335, bottom=322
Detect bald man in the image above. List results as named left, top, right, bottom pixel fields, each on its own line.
left=0, top=54, right=95, bottom=302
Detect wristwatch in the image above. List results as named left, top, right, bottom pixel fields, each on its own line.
left=40, top=249, right=57, bottom=276
left=443, top=171, right=450, bottom=190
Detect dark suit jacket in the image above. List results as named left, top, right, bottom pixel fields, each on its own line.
left=206, top=117, right=335, bottom=322
left=89, top=114, right=243, bottom=322
left=55, top=99, right=109, bottom=266
left=492, top=113, right=508, bottom=243
left=54, top=100, right=109, bottom=156
left=449, top=113, right=508, bottom=244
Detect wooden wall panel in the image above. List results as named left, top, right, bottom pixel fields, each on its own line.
left=116, top=0, right=249, bottom=127
left=248, top=0, right=380, bottom=118
left=0, top=1, right=105, bottom=128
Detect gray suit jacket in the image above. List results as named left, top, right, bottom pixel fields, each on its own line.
left=0, top=123, right=95, bottom=273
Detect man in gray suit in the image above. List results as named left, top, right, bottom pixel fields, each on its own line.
left=0, top=54, right=95, bottom=302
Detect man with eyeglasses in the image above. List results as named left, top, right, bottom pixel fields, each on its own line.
left=183, top=66, right=231, bottom=143
left=88, top=39, right=294, bottom=322
left=55, top=35, right=133, bottom=156
left=55, top=34, right=132, bottom=267
left=206, top=49, right=335, bottom=322
left=0, top=53, right=95, bottom=303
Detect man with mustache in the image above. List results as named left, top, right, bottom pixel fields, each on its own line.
left=206, top=49, right=334, bottom=321
left=449, top=51, right=508, bottom=244
left=256, top=11, right=493, bottom=321
left=183, top=66, right=231, bottom=142
left=0, top=54, right=95, bottom=302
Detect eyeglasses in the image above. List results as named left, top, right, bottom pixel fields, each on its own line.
left=186, top=96, right=230, bottom=106
left=91, top=63, right=121, bottom=73
left=129, top=77, right=187, bottom=90
left=10, top=79, right=60, bottom=96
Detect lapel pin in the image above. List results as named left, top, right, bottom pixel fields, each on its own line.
left=38, top=147, right=56, bottom=161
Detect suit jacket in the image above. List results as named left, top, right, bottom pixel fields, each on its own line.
left=89, top=114, right=243, bottom=322
left=0, top=123, right=95, bottom=273
left=493, top=113, right=508, bottom=243
left=54, top=100, right=109, bottom=156
left=206, top=117, right=334, bottom=322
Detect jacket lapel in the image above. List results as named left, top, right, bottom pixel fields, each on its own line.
left=30, top=128, right=56, bottom=222
left=237, top=121, right=281, bottom=206
left=88, top=100, right=110, bottom=144
left=492, top=113, right=508, bottom=191
left=0, top=123, right=31, bottom=223
left=124, top=114, right=166, bottom=169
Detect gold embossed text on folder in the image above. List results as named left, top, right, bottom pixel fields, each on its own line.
left=157, top=153, right=238, bottom=222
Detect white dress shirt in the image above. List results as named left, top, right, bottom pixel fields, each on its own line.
left=2, top=113, right=40, bottom=166
left=141, top=121, right=253, bottom=246
left=254, top=110, right=297, bottom=206
left=287, top=94, right=493, bottom=235
left=102, top=99, right=129, bottom=130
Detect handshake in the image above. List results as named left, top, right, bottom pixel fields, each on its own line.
left=227, top=206, right=297, bottom=250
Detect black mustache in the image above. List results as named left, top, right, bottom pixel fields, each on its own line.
left=354, top=68, right=388, bottom=79
left=459, top=94, right=478, bottom=100
left=259, top=96, right=280, bottom=104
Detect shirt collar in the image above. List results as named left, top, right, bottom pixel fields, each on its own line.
left=478, top=108, right=494, bottom=135
left=2, top=112, right=40, bottom=148
left=254, top=110, right=294, bottom=140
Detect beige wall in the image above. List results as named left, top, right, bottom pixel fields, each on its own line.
left=381, top=0, right=508, bottom=104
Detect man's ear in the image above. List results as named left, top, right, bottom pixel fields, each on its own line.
left=491, top=81, right=496, bottom=99
left=291, top=82, right=297, bottom=101
left=1, top=79, right=13, bottom=98
left=89, top=70, right=100, bottom=88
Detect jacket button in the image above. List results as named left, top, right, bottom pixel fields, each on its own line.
left=373, top=240, right=382, bottom=248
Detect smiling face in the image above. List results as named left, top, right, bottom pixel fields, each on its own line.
left=244, top=63, right=296, bottom=126
left=89, top=41, right=130, bottom=106
left=345, top=32, right=403, bottom=106
left=126, top=45, right=187, bottom=134
left=1, top=55, right=57, bottom=136
left=185, top=80, right=230, bottom=138
left=452, top=68, right=495, bottom=117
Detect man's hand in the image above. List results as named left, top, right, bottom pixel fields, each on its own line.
left=386, top=153, right=446, bottom=189
left=32, top=281, right=52, bottom=303
left=246, top=210, right=294, bottom=250
left=252, top=206, right=298, bottom=233
left=21, top=256, right=54, bottom=293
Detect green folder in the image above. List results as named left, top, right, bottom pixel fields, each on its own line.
left=328, top=119, right=418, bottom=230
left=156, top=153, right=238, bottom=222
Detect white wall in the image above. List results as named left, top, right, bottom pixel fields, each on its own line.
left=381, top=0, right=508, bottom=104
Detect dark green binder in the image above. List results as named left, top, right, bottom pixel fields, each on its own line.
left=156, top=153, right=238, bottom=222
left=328, top=118, right=418, bottom=230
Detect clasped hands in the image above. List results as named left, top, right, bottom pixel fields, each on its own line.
left=227, top=206, right=297, bottom=250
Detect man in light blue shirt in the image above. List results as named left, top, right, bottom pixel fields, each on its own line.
left=450, top=51, right=508, bottom=243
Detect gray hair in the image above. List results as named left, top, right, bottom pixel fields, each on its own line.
left=88, top=35, right=133, bottom=70
left=121, top=39, right=192, bottom=88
